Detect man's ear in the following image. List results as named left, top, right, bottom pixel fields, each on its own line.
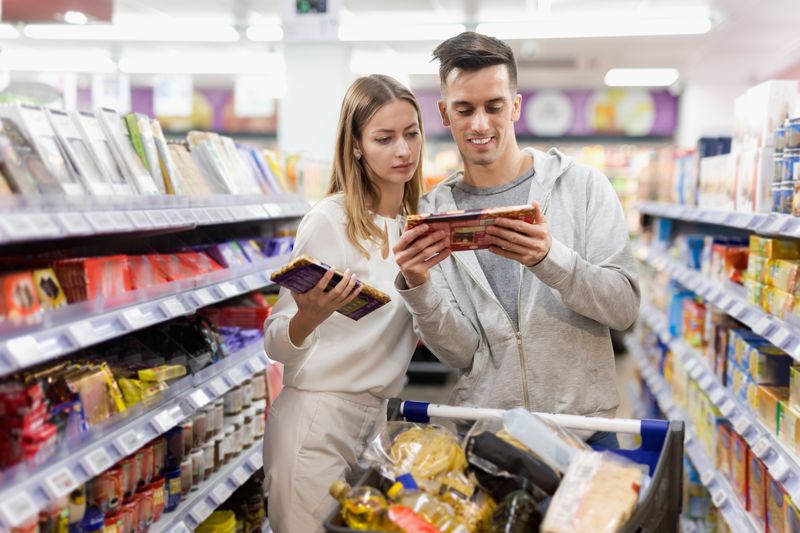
left=437, top=100, right=451, bottom=128
left=511, top=93, right=522, bottom=122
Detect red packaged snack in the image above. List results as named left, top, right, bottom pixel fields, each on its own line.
left=0, top=382, right=45, bottom=416
left=127, top=255, right=170, bottom=290
left=54, top=256, right=132, bottom=303
left=89, top=467, right=124, bottom=512
left=0, top=271, right=41, bottom=323
left=405, top=204, right=536, bottom=251
left=176, top=252, right=222, bottom=276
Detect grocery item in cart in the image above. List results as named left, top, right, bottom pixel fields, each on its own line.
left=271, top=255, right=391, bottom=320
left=404, top=205, right=535, bottom=252
left=386, top=480, right=468, bottom=533
left=541, top=450, right=642, bottom=533
left=502, top=408, right=590, bottom=475
left=488, top=490, right=542, bottom=533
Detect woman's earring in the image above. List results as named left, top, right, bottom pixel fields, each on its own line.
left=354, top=150, right=362, bottom=160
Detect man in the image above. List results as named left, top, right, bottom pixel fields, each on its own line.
left=393, top=32, right=640, bottom=446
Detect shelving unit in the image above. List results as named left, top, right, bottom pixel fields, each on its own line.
left=0, top=194, right=311, bottom=245
left=636, top=201, right=800, bottom=239
left=625, top=335, right=759, bottom=533
left=636, top=302, right=800, bottom=508
left=149, top=439, right=264, bottom=533
left=0, top=342, right=270, bottom=529
left=635, top=244, right=800, bottom=361
left=0, top=254, right=289, bottom=377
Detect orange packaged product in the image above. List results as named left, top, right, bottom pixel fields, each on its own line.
left=127, top=255, right=170, bottom=290
left=0, top=271, right=41, bottom=323
left=731, top=432, right=750, bottom=509
left=749, top=450, right=768, bottom=529
left=176, top=252, right=222, bottom=276
left=53, top=256, right=132, bottom=303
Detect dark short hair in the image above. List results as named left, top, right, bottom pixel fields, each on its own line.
left=432, top=31, right=518, bottom=93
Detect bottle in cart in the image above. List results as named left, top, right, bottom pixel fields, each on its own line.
left=386, top=480, right=469, bottom=533
left=329, top=479, right=391, bottom=530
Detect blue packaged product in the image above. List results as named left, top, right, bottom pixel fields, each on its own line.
left=783, top=150, right=799, bottom=182
left=775, top=127, right=786, bottom=153
left=786, top=117, right=800, bottom=150
left=164, top=467, right=182, bottom=512
left=773, top=183, right=782, bottom=213
left=780, top=181, right=794, bottom=214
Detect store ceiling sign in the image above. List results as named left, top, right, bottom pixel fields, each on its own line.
left=418, top=88, right=678, bottom=138
left=3, top=0, right=112, bottom=23
left=280, top=0, right=341, bottom=42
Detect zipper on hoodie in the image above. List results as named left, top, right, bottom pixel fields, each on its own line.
left=452, top=255, right=531, bottom=411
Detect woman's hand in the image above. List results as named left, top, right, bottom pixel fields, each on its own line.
left=288, top=268, right=362, bottom=345
left=393, top=224, right=451, bottom=288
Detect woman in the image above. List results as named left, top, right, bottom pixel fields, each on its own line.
left=262, top=75, right=435, bottom=533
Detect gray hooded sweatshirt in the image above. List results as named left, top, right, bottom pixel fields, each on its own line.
left=396, top=147, right=640, bottom=418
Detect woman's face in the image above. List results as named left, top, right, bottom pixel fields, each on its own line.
left=358, top=99, right=421, bottom=191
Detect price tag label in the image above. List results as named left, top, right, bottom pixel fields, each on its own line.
left=86, top=211, right=115, bottom=232
left=683, top=358, right=698, bottom=372
left=754, top=317, right=773, bottom=335
left=152, top=409, right=178, bottom=433
left=243, top=275, right=262, bottom=291
left=127, top=211, right=153, bottom=229
left=121, top=307, right=150, bottom=330
left=148, top=210, right=169, bottom=227
left=188, top=389, right=211, bottom=409
left=709, top=388, right=725, bottom=404
left=218, top=282, right=239, bottom=299
left=81, top=447, right=113, bottom=476
left=189, top=501, right=212, bottom=524
left=0, top=214, right=36, bottom=239
left=720, top=400, right=736, bottom=417
left=248, top=357, right=266, bottom=373
left=110, top=212, right=133, bottom=231
left=711, top=210, right=727, bottom=224
left=689, top=365, right=703, bottom=380
left=231, top=467, right=249, bottom=486
left=67, top=320, right=98, bottom=347
left=43, top=468, right=79, bottom=499
left=711, top=491, right=727, bottom=508
left=701, top=471, right=715, bottom=486
left=248, top=453, right=262, bottom=470
left=227, top=367, right=246, bottom=385
left=752, top=438, right=771, bottom=459
left=707, top=288, right=722, bottom=302
left=771, top=457, right=791, bottom=481
left=0, top=493, right=38, bottom=527
left=169, top=523, right=191, bottom=533
left=56, top=212, right=91, bottom=235
left=114, top=430, right=142, bottom=456
left=772, top=328, right=793, bottom=348
left=233, top=209, right=250, bottom=222
left=160, top=298, right=186, bottom=318
left=165, top=210, right=183, bottom=226
left=193, top=288, right=215, bottom=307
left=179, top=209, right=197, bottom=223
left=210, top=378, right=228, bottom=397
left=204, top=208, right=220, bottom=222
left=718, top=295, right=733, bottom=310
left=211, top=483, right=232, bottom=504
left=698, top=374, right=713, bottom=390
left=5, top=336, right=43, bottom=368
left=733, top=416, right=751, bottom=436
left=193, top=208, right=211, bottom=223
left=28, top=214, right=60, bottom=237
left=730, top=302, right=746, bottom=318
left=248, top=205, right=264, bottom=219
left=769, top=217, right=787, bottom=233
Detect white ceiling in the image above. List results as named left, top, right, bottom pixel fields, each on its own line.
left=3, top=0, right=800, bottom=89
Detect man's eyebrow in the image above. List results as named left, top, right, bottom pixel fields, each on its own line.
left=451, top=97, right=507, bottom=106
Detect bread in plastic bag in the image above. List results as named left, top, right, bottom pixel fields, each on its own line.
left=541, top=450, right=643, bottom=533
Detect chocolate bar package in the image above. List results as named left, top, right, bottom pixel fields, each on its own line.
left=270, top=255, right=390, bottom=320
left=405, top=204, right=535, bottom=251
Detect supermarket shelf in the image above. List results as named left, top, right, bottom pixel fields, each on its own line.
left=635, top=244, right=800, bottom=362
left=0, top=193, right=311, bottom=246
left=636, top=201, right=800, bottom=239
left=150, top=439, right=264, bottom=533
left=0, top=342, right=270, bottom=529
left=0, top=253, right=289, bottom=378
left=637, top=303, right=800, bottom=510
left=625, top=336, right=759, bottom=533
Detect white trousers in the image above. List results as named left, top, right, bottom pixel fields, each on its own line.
left=263, top=387, right=386, bottom=533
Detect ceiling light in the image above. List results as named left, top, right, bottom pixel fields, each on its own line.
left=64, top=10, right=88, bottom=25
left=246, top=25, right=284, bottom=42
left=0, top=24, right=20, bottom=39
left=0, top=49, right=116, bottom=73
left=119, top=52, right=284, bottom=75
left=339, top=22, right=466, bottom=41
left=23, top=23, right=240, bottom=42
left=476, top=15, right=712, bottom=39
left=604, top=68, right=680, bottom=87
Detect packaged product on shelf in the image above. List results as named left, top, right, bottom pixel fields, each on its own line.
left=749, top=450, right=768, bottom=529
left=540, top=450, right=642, bottom=533
left=46, top=108, right=113, bottom=196
left=790, top=366, right=800, bottom=410
left=785, top=492, right=800, bottom=532
left=0, top=104, right=85, bottom=195
left=32, top=268, right=67, bottom=311
left=0, top=271, right=42, bottom=324
left=150, top=118, right=185, bottom=195
left=202, top=242, right=250, bottom=269
left=730, top=431, right=750, bottom=509
left=777, top=400, right=800, bottom=455
left=70, top=110, right=135, bottom=196
left=0, top=167, right=14, bottom=195
left=715, top=420, right=733, bottom=480
left=682, top=298, right=706, bottom=348
left=683, top=457, right=710, bottom=519
left=767, top=477, right=788, bottom=533
left=405, top=204, right=535, bottom=252
left=124, top=112, right=165, bottom=193
left=0, top=116, right=60, bottom=195
left=95, top=107, right=160, bottom=195
left=53, top=256, right=132, bottom=303
left=127, top=255, right=171, bottom=290
left=758, top=386, right=789, bottom=434
left=750, top=236, right=800, bottom=259
left=271, top=255, right=391, bottom=320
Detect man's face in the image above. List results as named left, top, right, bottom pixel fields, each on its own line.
left=438, top=64, right=521, bottom=168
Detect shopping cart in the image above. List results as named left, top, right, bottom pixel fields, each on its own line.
left=325, top=398, right=685, bottom=533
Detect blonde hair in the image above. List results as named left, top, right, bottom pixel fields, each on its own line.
left=327, top=75, right=424, bottom=258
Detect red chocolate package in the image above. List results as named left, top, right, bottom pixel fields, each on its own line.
left=54, top=256, right=132, bottom=303
left=0, top=271, right=42, bottom=323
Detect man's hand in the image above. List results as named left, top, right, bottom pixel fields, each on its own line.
left=485, top=201, right=551, bottom=267
left=394, top=224, right=451, bottom=288
left=289, top=268, right=362, bottom=345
